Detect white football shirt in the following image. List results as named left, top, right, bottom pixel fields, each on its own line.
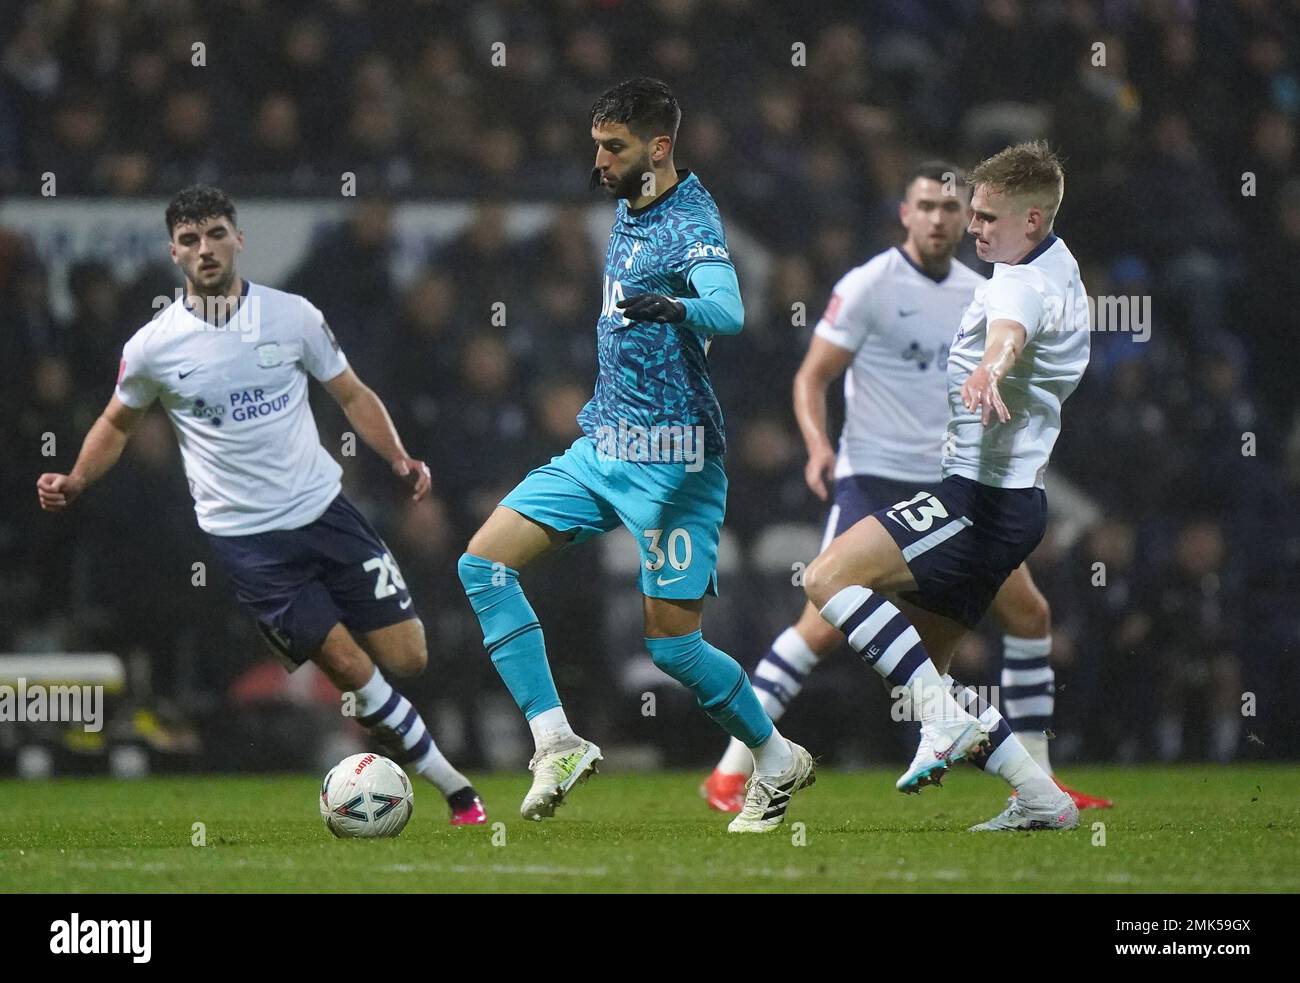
left=815, top=247, right=985, bottom=483
left=942, top=234, right=1091, bottom=489
left=115, top=281, right=349, bottom=535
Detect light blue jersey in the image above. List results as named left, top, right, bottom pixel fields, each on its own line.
left=578, top=170, right=735, bottom=457
left=463, top=164, right=773, bottom=752
left=501, top=170, right=741, bottom=599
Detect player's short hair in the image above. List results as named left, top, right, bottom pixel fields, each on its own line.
left=165, top=185, right=237, bottom=237
left=904, top=160, right=968, bottom=199
left=590, top=77, right=681, bottom=145
left=969, top=141, right=1065, bottom=223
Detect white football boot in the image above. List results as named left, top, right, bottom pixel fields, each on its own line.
left=520, top=738, right=602, bottom=821
left=896, top=725, right=940, bottom=793
left=895, top=718, right=989, bottom=794
left=727, top=741, right=816, bottom=833
left=969, top=788, right=1079, bottom=832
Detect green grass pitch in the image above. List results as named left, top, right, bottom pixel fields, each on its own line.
left=1, top=765, right=1296, bottom=893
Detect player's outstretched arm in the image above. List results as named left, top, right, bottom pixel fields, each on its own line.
left=614, top=265, right=744, bottom=335
left=962, top=317, right=1027, bottom=426
left=36, top=395, right=143, bottom=512
left=793, top=336, right=854, bottom=501
left=322, top=367, right=431, bottom=501
left=679, top=263, right=743, bottom=336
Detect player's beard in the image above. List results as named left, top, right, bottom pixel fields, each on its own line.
left=930, top=242, right=959, bottom=263
left=610, top=152, right=655, bottom=200
left=919, top=233, right=960, bottom=265
left=185, top=261, right=240, bottom=325
left=187, top=260, right=236, bottom=299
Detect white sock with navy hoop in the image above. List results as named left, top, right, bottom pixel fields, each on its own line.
left=353, top=668, right=469, bottom=797
left=946, top=673, right=1057, bottom=798
left=1000, top=634, right=1055, bottom=773
left=819, top=585, right=969, bottom=728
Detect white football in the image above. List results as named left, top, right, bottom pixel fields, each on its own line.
left=320, top=752, right=414, bottom=838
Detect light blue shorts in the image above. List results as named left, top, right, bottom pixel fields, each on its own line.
left=499, top=436, right=727, bottom=599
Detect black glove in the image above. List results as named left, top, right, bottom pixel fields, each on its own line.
left=617, top=293, right=686, bottom=324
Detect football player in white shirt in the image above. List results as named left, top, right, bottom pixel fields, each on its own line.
left=703, top=163, right=1110, bottom=814
left=36, top=186, right=487, bottom=826
left=801, top=142, right=1090, bottom=831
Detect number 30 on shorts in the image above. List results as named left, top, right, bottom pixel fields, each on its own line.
left=362, top=553, right=408, bottom=598
left=886, top=492, right=950, bottom=532
left=643, top=528, right=693, bottom=571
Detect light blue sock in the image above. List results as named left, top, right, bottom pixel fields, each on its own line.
left=457, top=553, right=560, bottom=720
left=644, top=631, right=774, bottom=747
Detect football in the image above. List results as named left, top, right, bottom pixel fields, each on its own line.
left=319, top=753, right=414, bottom=839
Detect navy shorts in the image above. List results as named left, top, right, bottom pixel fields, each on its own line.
left=820, top=474, right=943, bottom=552
left=873, top=474, right=1047, bottom=629
left=206, top=494, right=416, bottom=666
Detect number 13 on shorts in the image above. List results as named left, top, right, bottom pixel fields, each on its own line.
left=886, top=491, right=949, bottom=532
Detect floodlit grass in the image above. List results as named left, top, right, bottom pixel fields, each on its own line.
left=1, top=765, right=1296, bottom=893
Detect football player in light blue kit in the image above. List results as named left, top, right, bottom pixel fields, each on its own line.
left=457, top=78, right=814, bottom=832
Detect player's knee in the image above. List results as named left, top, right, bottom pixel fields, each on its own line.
left=644, top=632, right=706, bottom=679
left=458, top=551, right=506, bottom=594
left=1005, top=591, right=1051, bottom=639
left=803, top=553, right=849, bottom=611
left=456, top=551, right=480, bottom=590
left=314, top=641, right=372, bottom=691
left=386, top=620, right=428, bottom=677
left=646, top=635, right=690, bottom=675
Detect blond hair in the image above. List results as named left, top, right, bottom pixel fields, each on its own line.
left=969, top=140, right=1065, bottom=226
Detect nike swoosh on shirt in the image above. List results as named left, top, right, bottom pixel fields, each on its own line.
left=656, top=575, right=687, bottom=587
left=178, top=368, right=197, bottom=379
left=898, top=309, right=919, bottom=317
left=399, top=598, right=413, bottom=610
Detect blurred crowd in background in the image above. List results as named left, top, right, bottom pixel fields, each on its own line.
left=2, top=0, right=1299, bottom=770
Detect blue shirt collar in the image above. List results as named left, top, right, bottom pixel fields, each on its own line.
left=1015, top=233, right=1058, bottom=266
left=626, top=169, right=693, bottom=218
